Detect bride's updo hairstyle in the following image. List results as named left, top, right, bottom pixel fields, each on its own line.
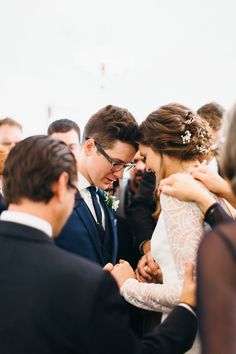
left=138, top=103, right=211, bottom=162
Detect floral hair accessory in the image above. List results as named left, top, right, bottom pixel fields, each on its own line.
left=181, top=111, right=195, bottom=144
left=200, top=130, right=207, bottom=139
left=196, top=144, right=209, bottom=153
left=196, top=130, right=210, bottom=154
left=104, top=191, right=120, bottom=211
left=181, top=130, right=192, bottom=144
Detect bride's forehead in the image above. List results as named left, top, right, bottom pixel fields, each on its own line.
left=139, top=145, right=158, bottom=157
left=138, top=144, right=149, bottom=154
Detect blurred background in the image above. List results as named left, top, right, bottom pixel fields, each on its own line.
left=0, top=0, right=235, bottom=137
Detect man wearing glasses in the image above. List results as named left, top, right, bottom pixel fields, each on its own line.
left=55, top=105, right=138, bottom=266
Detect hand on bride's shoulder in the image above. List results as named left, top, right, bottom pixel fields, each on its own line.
left=159, top=173, right=200, bottom=202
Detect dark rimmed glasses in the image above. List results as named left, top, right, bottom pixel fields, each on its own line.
left=94, top=141, right=135, bottom=173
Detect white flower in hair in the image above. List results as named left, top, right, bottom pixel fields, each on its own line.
left=196, top=144, right=210, bottom=154
left=196, top=130, right=210, bottom=153
left=181, top=130, right=191, bottom=144
left=200, top=130, right=207, bottom=138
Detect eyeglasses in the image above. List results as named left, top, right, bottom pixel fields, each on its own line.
left=95, top=141, right=135, bottom=173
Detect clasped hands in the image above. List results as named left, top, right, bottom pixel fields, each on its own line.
left=104, top=251, right=162, bottom=288
left=104, top=254, right=196, bottom=309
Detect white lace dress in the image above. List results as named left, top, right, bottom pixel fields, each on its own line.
left=121, top=193, right=206, bottom=353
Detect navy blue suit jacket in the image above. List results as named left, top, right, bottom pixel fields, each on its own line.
left=55, top=190, right=118, bottom=266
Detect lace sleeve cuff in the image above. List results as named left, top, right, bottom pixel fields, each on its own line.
left=120, top=278, right=180, bottom=313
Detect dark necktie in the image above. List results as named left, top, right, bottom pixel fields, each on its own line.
left=88, top=186, right=105, bottom=235
left=88, top=186, right=113, bottom=263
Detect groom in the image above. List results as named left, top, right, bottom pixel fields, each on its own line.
left=55, top=105, right=139, bottom=266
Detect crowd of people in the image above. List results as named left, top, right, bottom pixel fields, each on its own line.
left=0, top=101, right=235, bottom=354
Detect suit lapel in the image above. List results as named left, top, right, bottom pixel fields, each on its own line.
left=74, top=197, right=104, bottom=265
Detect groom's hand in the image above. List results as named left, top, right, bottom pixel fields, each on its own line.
left=103, top=263, right=114, bottom=272
left=110, top=260, right=135, bottom=288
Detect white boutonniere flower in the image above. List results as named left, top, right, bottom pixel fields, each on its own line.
left=104, top=191, right=120, bottom=212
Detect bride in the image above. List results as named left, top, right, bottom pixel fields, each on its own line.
left=107, top=103, right=226, bottom=353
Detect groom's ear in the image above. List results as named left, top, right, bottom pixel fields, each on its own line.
left=83, top=139, right=96, bottom=156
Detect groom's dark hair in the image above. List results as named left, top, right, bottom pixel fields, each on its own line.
left=82, top=105, right=139, bottom=150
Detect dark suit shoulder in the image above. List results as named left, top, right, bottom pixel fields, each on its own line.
left=42, top=241, right=105, bottom=281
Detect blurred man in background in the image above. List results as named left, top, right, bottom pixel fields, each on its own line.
left=0, top=117, right=22, bottom=150
left=197, top=102, right=225, bottom=173
left=48, top=118, right=81, bottom=160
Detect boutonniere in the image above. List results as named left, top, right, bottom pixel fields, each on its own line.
left=104, top=191, right=120, bottom=212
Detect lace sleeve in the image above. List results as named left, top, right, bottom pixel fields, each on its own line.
left=120, top=278, right=181, bottom=313
left=120, top=195, right=204, bottom=313
left=161, top=194, right=204, bottom=280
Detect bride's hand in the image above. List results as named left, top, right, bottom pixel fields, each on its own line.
left=135, top=251, right=163, bottom=283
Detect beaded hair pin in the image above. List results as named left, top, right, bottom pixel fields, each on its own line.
left=181, top=111, right=194, bottom=144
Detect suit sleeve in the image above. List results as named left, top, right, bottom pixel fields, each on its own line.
left=204, top=202, right=233, bottom=228
left=86, top=271, right=197, bottom=354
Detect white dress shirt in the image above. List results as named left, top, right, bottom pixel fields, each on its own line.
left=78, top=172, right=105, bottom=228
left=1, top=210, right=53, bottom=237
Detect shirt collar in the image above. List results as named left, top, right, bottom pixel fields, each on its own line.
left=0, top=210, right=53, bottom=238
left=78, top=172, right=91, bottom=192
